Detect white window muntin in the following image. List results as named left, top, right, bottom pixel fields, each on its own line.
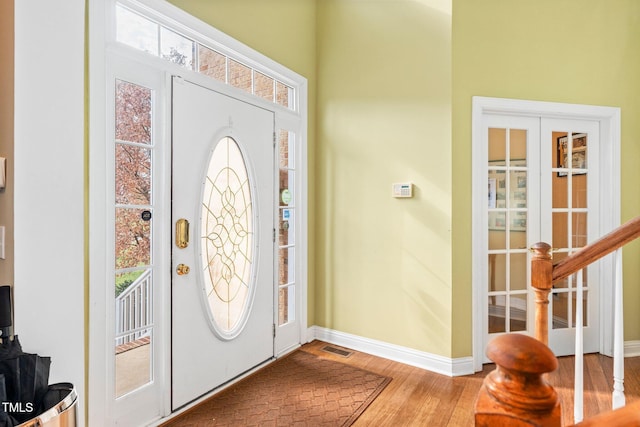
left=114, top=0, right=297, bottom=111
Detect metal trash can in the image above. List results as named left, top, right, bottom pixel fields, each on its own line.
left=18, top=383, right=77, bottom=427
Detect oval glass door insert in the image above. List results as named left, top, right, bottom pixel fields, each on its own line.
left=200, top=136, right=255, bottom=339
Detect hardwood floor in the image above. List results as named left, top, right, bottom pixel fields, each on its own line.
left=301, top=340, right=640, bottom=426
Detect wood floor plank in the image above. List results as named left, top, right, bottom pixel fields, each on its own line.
left=446, top=375, right=487, bottom=426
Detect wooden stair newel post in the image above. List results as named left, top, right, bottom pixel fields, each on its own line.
left=475, top=334, right=561, bottom=427
left=531, top=242, right=553, bottom=346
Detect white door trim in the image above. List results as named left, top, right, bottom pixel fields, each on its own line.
left=471, top=96, right=621, bottom=371
left=89, top=0, right=308, bottom=424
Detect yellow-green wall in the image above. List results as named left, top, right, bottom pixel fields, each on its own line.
left=167, top=0, right=455, bottom=357
left=0, top=0, right=13, bottom=287
left=452, top=0, right=640, bottom=356
left=315, top=0, right=453, bottom=356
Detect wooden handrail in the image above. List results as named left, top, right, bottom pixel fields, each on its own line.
left=552, top=216, right=640, bottom=283
left=531, top=216, right=640, bottom=343
left=568, top=401, right=640, bottom=426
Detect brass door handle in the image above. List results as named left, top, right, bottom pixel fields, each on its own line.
left=176, top=264, right=190, bottom=275
left=175, top=218, right=190, bottom=248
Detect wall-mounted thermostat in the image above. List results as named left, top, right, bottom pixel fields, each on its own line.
left=392, top=182, right=413, bottom=198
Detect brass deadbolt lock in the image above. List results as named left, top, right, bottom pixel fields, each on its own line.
left=175, top=219, right=190, bottom=249
left=176, top=264, right=190, bottom=275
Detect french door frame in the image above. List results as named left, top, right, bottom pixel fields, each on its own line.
left=471, top=96, right=621, bottom=371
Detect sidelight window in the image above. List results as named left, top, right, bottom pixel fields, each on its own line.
left=114, top=79, right=155, bottom=398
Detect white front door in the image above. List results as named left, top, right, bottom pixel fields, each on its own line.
left=171, top=77, right=275, bottom=409
left=481, top=114, right=600, bottom=360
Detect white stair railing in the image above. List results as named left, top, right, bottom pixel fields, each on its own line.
left=530, top=217, right=640, bottom=425
left=574, top=268, right=584, bottom=423
left=612, top=248, right=625, bottom=409
left=572, top=248, right=625, bottom=424
left=115, top=269, right=152, bottom=346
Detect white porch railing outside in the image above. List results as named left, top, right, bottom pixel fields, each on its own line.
left=115, top=269, right=152, bottom=346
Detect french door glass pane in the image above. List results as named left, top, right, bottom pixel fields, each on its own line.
left=552, top=252, right=569, bottom=289
left=573, top=175, right=588, bottom=208
left=510, top=253, right=527, bottom=291
left=573, top=212, right=588, bottom=247
left=552, top=175, right=568, bottom=209
left=553, top=291, right=569, bottom=329
left=509, top=170, right=527, bottom=208
left=510, top=294, right=527, bottom=332
left=509, top=129, right=527, bottom=163
left=551, top=278, right=589, bottom=329
left=550, top=130, right=590, bottom=334
left=488, top=296, right=506, bottom=333
left=572, top=290, right=588, bottom=327
left=488, top=213, right=506, bottom=250
left=488, top=254, right=506, bottom=292
left=552, top=212, right=568, bottom=249
left=509, top=216, right=527, bottom=249
left=487, top=127, right=529, bottom=336
left=488, top=128, right=506, bottom=163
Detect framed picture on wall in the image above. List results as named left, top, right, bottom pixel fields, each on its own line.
left=557, top=133, right=587, bottom=177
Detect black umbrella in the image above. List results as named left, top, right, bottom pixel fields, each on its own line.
left=0, top=286, right=51, bottom=424
left=0, top=373, right=17, bottom=427
left=0, top=353, right=51, bottom=423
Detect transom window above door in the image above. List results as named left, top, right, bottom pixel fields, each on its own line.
left=115, top=2, right=295, bottom=110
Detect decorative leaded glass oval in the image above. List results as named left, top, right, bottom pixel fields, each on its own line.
left=200, top=137, right=254, bottom=339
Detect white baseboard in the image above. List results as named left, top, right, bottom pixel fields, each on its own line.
left=625, top=340, right=640, bottom=358
left=307, top=326, right=474, bottom=377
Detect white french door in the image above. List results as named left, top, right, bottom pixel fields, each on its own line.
left=171, top=77, right=275, bottom=409
left=541, top=118, right=600, bottom=356
left=481, top=114, right=600, bottom=361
